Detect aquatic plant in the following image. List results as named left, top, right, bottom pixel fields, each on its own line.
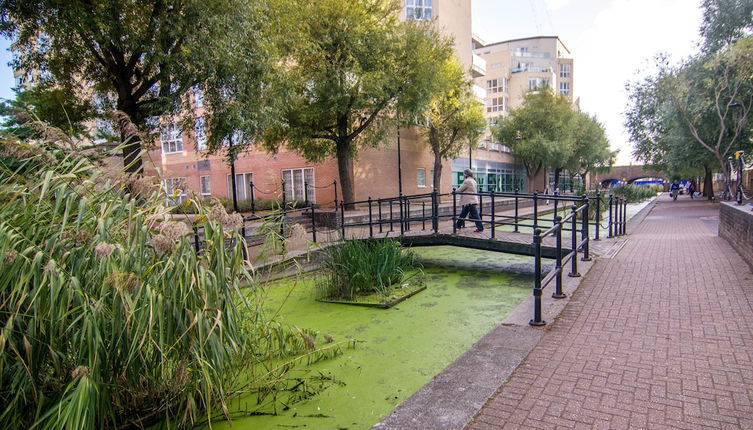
left=0, top=137, right=346, bottom=429
left=316, top=239, right=420, bottom=300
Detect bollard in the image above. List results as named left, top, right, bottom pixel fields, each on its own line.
left=568, top=205, right=580, bottom=277
left=514, top=188, right=520, bottom=232
left=553, top=216, right=566, bottom=299
left=530, top=228, right=545, bottom=326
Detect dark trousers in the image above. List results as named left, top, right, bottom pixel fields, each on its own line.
left=456, top=204, right=483, bottom=230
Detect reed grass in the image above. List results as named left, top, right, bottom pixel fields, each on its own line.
left=0, top=138, right=347, bottom=429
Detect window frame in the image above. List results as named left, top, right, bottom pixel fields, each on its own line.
left=161, top=122, right=184, bottom=154
left=163, top=177, right=187, bottom=205
left=559, top=63, right=571, bottom=78
left=226, top=172, right=253, bottom=201
left=281, top=167, right=315, bottom=203
left=200, top=175, right=211, bottom=196
left=417, top=168, right=427, bottom=188
left=194, top=117, right=207, bottom=151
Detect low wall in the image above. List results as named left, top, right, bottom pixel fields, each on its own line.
left=719, top=202, right=753, bottom=267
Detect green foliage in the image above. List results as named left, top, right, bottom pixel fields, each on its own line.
left=262, top=0, right=455, bottom=204
left=0, top=85, right=95, bottom=140
left=0, top=0, right=283, bottom=173
left=316, top=239, right=420, bottom=300
left=423, top=57, right=486, bottom=191
left=611, top=184, right=659, bottom=202
left=701, top=0, right=753, bottom=53
left=0, top=138, right=346, bottom=429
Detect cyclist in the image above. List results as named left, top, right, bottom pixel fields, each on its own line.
left=670, top=180, right=680, bottom=201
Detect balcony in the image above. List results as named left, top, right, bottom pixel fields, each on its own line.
left=511, top=66, right=553, bottom=74
left=471, top=53, right=486, bottom=77
left=512, top=51, right=552, bottom=59
left=472, top=84, right=487, bottom=101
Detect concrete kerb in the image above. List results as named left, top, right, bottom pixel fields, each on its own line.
left=373, top=196, right=659, bottom=430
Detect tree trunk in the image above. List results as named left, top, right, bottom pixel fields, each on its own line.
left=433, top=152, right=443, bottom=193
left=553, top=167, right=562, bottom=190
left=703, top=164, right=714, bottom=200
left=336, top=139, right=355, bottom=209
left=116, top=104, right=144, bottom=175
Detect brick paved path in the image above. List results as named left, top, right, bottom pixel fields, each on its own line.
left=468, top=196, right=753, bottom=429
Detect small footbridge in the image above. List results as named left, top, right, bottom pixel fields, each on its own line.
left=196, top=190, right=630, bottom=326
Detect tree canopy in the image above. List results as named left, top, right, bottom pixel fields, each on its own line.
left=261, top=0, right=454, bottom=205
left=0, top=0, right=282, bottom=173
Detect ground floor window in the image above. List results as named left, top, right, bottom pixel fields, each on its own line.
left=453, top=167, right=526, bottom=193
left=200, top=175, right=211, bottom=196
left=226, top=172, right=253, bottom=201
left=282, top=168, right=315, bottom=203
left=163, top=177, right=187, bottom=205
left=547, top=170, right=583, bottom=193
left=417, top=168, right=426, bottom=187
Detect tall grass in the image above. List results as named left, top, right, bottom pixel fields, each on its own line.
left=0, top=139, right=345, bottom=429
left=316, top=239, right=419, bottom=300
left=611, top=184, right=659, bottom=202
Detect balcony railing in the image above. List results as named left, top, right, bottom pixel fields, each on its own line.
left=471, top=53, right=486, bottom=77
left=511, top=66, right=553, bottom=74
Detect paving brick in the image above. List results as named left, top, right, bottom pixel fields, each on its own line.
left=465, top=197, right=753, bottom=429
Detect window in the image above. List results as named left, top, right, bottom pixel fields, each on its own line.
left=161, top=122, right=183, bottom=154
left=163, top=177, right=187, bottom=205
left=559, top=81, right=571, bottom=96
left=200, top=176, right=211, bottom=196
left=226, top=172, right=253, bottom=201
left=282, top=168, right=315, bottom=203
left=417, top=168, right=426, bottom=187
left=486, top=78, right=506, bottom=94
left=194, top=117, right=207, bottom=150
left=193, top=87, right=204, bottom=107
left=406, top=0, right=432, bottom=20
left=487, top=97, right=504, bottom=113
left=560, top=63, right=571, bottom=78
left=518, top=47, right=528, bottom=53
left=528, top=78, right=549, bottom=90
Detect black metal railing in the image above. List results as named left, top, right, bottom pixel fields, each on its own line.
left=529, top=202, right=590, bottom=326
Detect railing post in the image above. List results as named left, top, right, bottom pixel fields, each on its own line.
left=333, top=180, right=338, bottom=210
left=304, top=181, right=309, bottom=207
left=432, top=189, right=439, bottom=234
left=280, top=180, right=286, bottom=237
left=569, top=205, right=580, bottom=277
left=478, top=192, right=483, bottom=222
left=581, top=196, right=591, bottom=261
left=194, top=226, right=201, bottom=253
left=340, top=200, right=345, bottom=238
left=608, top=193, right=614, bottom=238
left=399, top=193, right=404, bottom=236
left=553, top=216, right=566, bottom=299
left=250, top=180, right=256, bottom=214
left=452, top=188, right=457, bottom=234
left=530, top=228, right=545, bottom=326
left=311, top=204, right=317, bottom=243
left=533, top=192, right=539, bottom=230
left=514, top=188, right=519, bottom=232
left=389, top=200, right=394, bottom=232
left=491, top=191, right=496, bottom=239
left=422, top=201, right=426, bottom=231
left=622, top=198, right=628, bottom=235
left=406, top=198, right=411, bottom=232
left=594, top=192, right=601, bottom=241
left=368, top=196, right=373, bottom=238
left=378, top=199, right=383, bottom=234
left=553, top=197, right=558, bottom=225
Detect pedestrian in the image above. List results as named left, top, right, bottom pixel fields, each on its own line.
left=455, top=169, right=484, bottom=233
left=544, top=185, right=551, bottom=205
left=688, top=181, right=696, bottom=199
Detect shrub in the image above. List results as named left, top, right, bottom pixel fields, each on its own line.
left=316, top=239, right=420, bottom=300
left=0, top=140, right=344, bottom=429
left=611, top=184, right=658, bottom=203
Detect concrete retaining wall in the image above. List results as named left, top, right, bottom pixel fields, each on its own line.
left=719, top=202, right=753, bottom=267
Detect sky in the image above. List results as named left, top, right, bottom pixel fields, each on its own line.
left=472, top=0, right=704, bottom=165
left=0, top=0, right=705, bottom=165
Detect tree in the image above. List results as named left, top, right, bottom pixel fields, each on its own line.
left=701, top=0, right=753, bottom=53
left=0, top=0, right=279, bottom=174
left=421, top=58, right=486, bottom=193
left=493, top=88, right=575, bottom=187
left=0, top=84, right=94, bottom=140
left=261, top=0, right=454, bottom=206
left=567, top=112, right=615, bottom=187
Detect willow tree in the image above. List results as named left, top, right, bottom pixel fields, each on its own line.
left=0, top=0, right=280, bottom=174
left=493, top=88, right=575, bottom=187
left=421, top=58, right=486, bottom=192
left=262, top=0, right=454, bottom=206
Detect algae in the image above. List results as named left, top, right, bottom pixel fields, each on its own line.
left=215, top=246, right=532, bottom=430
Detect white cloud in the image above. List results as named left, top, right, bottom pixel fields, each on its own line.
left=570, top=0, right=702, bottom=164
left=545, top=0, right=572, bottom=12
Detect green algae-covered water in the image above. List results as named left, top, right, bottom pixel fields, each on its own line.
left=217, top=247, right=534, bottom=430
